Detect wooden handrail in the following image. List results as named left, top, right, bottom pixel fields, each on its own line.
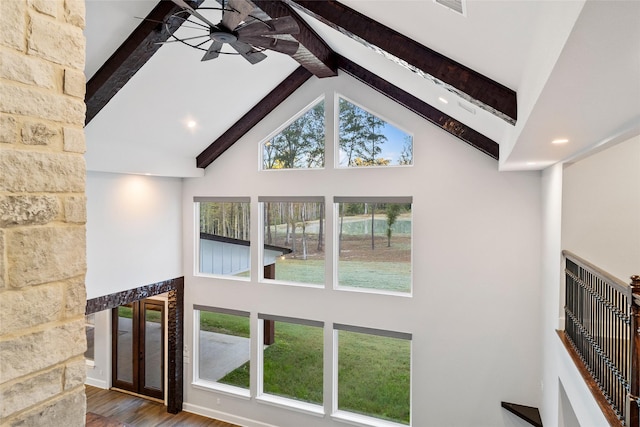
left=563, top=250, right=631, bottom=295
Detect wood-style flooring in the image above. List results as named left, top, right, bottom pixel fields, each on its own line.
left=86, top=386, right=240, bottom=427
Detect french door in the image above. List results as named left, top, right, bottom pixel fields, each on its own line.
left=112, top=298, right=165, bottom=400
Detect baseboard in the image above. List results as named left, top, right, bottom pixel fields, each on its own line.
left=85, top=378, right=108, bottom=389
left=183, top=403, right=279, bottom=427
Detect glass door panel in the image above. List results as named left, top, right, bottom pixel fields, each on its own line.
left=114, top=304, right=135, bottom=388
left=141, top=301, right=164, bottom=399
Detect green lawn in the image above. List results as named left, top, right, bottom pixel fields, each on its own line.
left=272, top=258, right=411, bottom=292
left=205, top=315, right=410, bottom=424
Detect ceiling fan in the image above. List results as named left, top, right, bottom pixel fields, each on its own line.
left=165, top=0, right=300, bottom=64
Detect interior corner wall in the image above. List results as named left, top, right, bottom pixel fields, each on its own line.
left=540, top=135, right=640, bottom=427
left=562, top=134, right=640, bottom=282
left=181, top=72, right=542, bottom=427
left=85, top=171, right=183, bottom=300
left=540, top=163, right=609, bottom=427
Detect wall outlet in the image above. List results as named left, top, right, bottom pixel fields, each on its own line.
left=216, top=398, right=221, bottom=405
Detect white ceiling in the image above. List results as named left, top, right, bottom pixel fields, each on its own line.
left=83, top=0, right=640, bottom=177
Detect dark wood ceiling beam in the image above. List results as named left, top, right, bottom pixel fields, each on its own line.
left=85, top=0, right=204, bottom=125
left=336, top=55, right=499, bottom=160
left=252, top=0, right=337, bottom=78
left=196, top=66, right=313, bottom=169
left=288, top=0, right=517, bottom=124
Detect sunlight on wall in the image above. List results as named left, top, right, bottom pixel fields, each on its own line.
left=117, top=175, right=158, bottom=219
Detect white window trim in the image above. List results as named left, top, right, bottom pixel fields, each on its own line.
left=193, top=308, right=251, bottom=397
left=258, top=198, right=327, bottom=288
left=332, top=327, right=412, bottom=427
left=257, top=316, right=325, bottom=412
left=333, top=199, right=413, bottom=295
left=332, top=410, right=410, bottom=427
left=259, top=95, right=326, bottom=171
left=335, top=94, right=414, bottom=169
left=256, top=394, right=325, bottom=417
left=194, top=199, right=252, bottom=281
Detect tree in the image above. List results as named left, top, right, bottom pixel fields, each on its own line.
left=263, top=102, right=324, bottom=169
left=398, top=136, right=413, bottom=165
left=339, top=98, right=388, bottom=166
left=385, top=204, right=402, bottom=247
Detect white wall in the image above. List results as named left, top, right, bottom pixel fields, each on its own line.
left=85, top=171, right=183, bottom=387
left=539, top=164, right=608, bottom=427
left=86, top=171, right=183, bottom=299
left=182, top=72, right=542, bottom=427
left=539, top=135, right=640, bottom=427
left=562, top=135, right=640, bottom=282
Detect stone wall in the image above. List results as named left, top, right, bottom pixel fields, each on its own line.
left=0, top=0, right=88, bottom=425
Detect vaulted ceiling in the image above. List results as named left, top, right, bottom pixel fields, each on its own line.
left=84, top=0, right=640, bottom=177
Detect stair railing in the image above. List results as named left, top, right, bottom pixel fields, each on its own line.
left=562, top=250, right=639, bottom=426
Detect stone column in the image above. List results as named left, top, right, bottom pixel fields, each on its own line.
left=0, top=0, right=88, bottom=425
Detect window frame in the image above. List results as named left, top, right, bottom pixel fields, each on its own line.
left=332, top=324, right=412, bottom=426
left=333, top=196, right=414, bottom=296
left=194, top=197, right=252, bottom=281
left=335, top=94, right=415, bottom=169
left=256, top=314, right=326, bottom=415
left=192, top=306, right=252, bottom=398
left=259, top=95, right=326, bottom=171
left=258, top=196, right=326, bottom=288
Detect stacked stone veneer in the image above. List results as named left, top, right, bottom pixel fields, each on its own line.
left=0, top=0, right=88, bottom=425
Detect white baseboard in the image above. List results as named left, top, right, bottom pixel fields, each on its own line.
left=183, top=403, right=279, bottom=427
left=85, top=378, right=108, bottom=389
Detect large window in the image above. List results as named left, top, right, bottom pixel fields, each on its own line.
left=195, top=306, right=251, bottom=393
left=259, top=314, right=324, bottom=410
left=260, top=197, right=325, bottom=286
left=336, top=197, right=412, bottom=293
left=338, top=97, right=413, bottom=168
left=334, top=325, right=411, bottom=425
left=197, top=197, right=251, bottom=277
left=262, top=99, right=325, bottom=170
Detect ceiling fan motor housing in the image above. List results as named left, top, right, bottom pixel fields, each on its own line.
left=210, top=28, right=238, bottom=44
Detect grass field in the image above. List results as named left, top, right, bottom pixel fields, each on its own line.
left=272, top=257, right=411, bottom=293
left=200, top=311, right=410, bottom=424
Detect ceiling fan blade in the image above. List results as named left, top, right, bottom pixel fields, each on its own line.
left=170, top=0, right=217, bottom=29
left=229, top=40, right=267, bottom=64
left=238, top=36, right=299, bottom=55
left=201, top=40, right=224, bottom=61
left=222, top=0, right=256, bottom=30
left=155, top=34, right=210, bottom=45
left=237, top=16, right=299, bottom=38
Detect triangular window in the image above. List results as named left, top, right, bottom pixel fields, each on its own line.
left=262, top=99, right=325, bottom=169
left=338, top=97, right=413, bottom=167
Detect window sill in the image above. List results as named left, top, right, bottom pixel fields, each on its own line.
left=334, top=285, right=413, bottom=298
left=332, top=410, right=409, bottom=427
left=261, top=279, right=325, bottom=289
left=192, top=380, right=250, bottom=400
left=256, top=393, right=324, bottom=417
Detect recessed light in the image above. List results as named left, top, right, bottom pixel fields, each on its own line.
left=438, top=97, right=449, bottom=104
left=527, top=162, right=537, bottom=166
left=187, top=120, right=197, bottom=129
left=552, top=138, right=569, bottom=144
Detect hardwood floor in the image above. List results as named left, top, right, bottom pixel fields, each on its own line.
left=86, top=386, right=240, bottom=427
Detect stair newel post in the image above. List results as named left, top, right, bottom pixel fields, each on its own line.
left=627, top=275, right=640, bottom=427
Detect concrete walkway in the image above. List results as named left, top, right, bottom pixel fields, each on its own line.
left=198, top=331, right=250, bottom=382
